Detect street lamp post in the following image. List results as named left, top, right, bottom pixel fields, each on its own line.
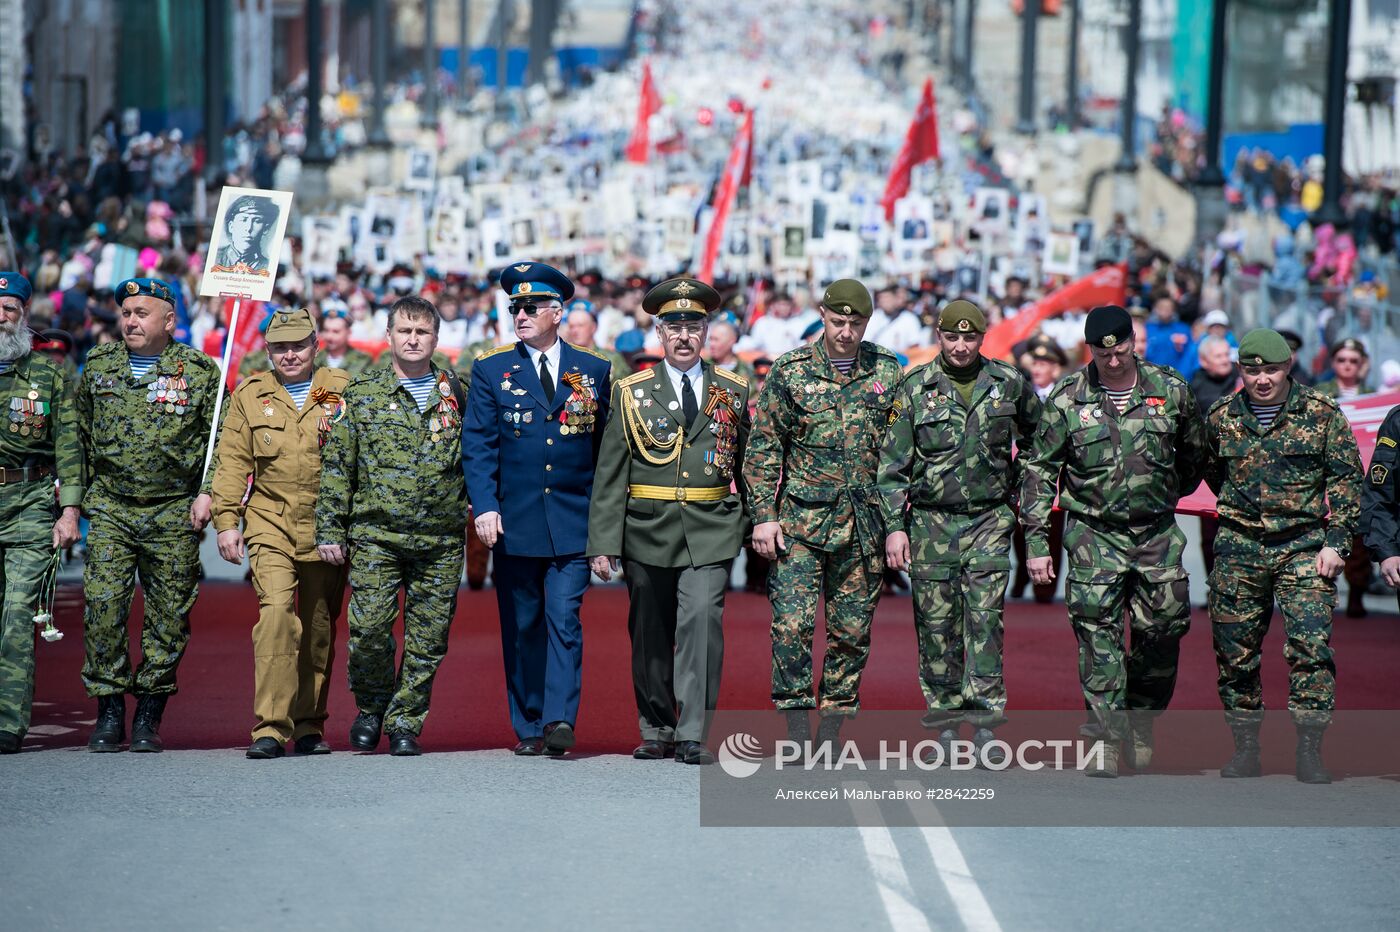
left=203, top=0, right=227, bottom=183
left=1113, top=0, right=1141, bottom=172
left=962, top=0, right=977, bottom=95
left=1015, top=0, right=1040, bottom=135
left=367, top=0, right=390, bottom=147
left=1196, top=0, right=1229, bottom=186
left=303, top=0, right=331, bottom=164
left=420, top=0, right=439, bottom=127
left=457, top=0, right=471, bottom=113
left=1065, top=0, right=1081, bottom=129
left=1313, top=0, right=1352, bottom=227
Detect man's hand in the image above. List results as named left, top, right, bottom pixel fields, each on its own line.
left=317, top=544, right=346, bottom=565
left=1316, top=547, right=1345, bottom=579
left=752, top=521, right=786, bottom=560
left=1381, top=556, right=1400, bottom=588
left=189, top=493, right=213, bottom=531
left=52, top=506, right=80, bottom=550
left=885, top=531, right=911, bottom=572
left=590, top=555, right=619, bottom=582
left=217, top=528, right=246, bottom=564
left=475, top=511, right=504, bottom=547
left=1027, top=556, right=1056, bottom=587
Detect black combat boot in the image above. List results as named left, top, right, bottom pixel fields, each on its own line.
left=815, top=714, right=845, bottom=752
left=129, top=695, right=168, bottom=753
left=1295, top=725, right=1332, bottom=784
left=1220, top=719, right=1262, bottom=778
left=88, top=695, right=126, bottom=752
left=784, top=710, right=811, bottom=744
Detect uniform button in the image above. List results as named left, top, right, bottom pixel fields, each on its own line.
left=547, top=414, right=554, bottom=421
left=682, top=471, right=689, bottom=478
left=545, top=487, right=552, bottom=494
left=686, top=443, right=692, bottom=449
left=546, top=438, right=554, bottom=445
left=546, top=464, right=553, bottom=471
left=514, top=430, right=521, bottom=437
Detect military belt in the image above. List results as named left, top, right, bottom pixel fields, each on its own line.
left=1220, top=519, right=1321, bottom=546
left=0, top=465, right=52, bottom=484
left=628, top=484, right=729, bottom=503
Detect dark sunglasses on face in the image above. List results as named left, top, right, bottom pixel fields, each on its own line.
left=512, top=302, right=559, bottom=317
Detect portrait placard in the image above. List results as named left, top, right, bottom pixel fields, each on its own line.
left=200, top=186, right=294, bottom=300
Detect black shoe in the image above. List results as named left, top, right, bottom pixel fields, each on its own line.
left=972, top=728, right=1005, bottom=767
left=514, top=738, right=544, bottom=756
left=293, top=734, right=332, bottom=755
left=88, top=695, right=126, bottom=752
left=632, top=739, right=676, bottom=760
left=129, top=695, right=168, bottom=753
left=349, top=711, right=383, bottom=751
left=388, top=733, right=422, bottom=756
left=1221, top=720, right=1262, bottom=778
left=246, top=737, right=285, bottom=759
left=543, top=721, right=576, bottom=755
left=0, top=731, right=20, bottom=754
left=784, top=710, right=811, bottom=744
left=816, top=714, right=845, bottom=751
left=1295, top=725, right=1332, bottom=784
left=922, top=728, right=960, bottom=765
left=674, top=741, right=716, bottom=765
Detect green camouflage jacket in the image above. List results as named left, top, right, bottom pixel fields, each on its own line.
left=1204, top=381, right=1362, bottom=552
left=878, top=355, right=1041, bottom=527
left=744, top=339, right=904, bottom=554
left=1020, top=358, right=1207, bottom=558
left=315, top=361, right=468, bottom=549
left=75, top=340, right=224, bottom=503
left=0, top=351, right=84, bottom=507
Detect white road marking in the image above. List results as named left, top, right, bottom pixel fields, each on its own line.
left=899, top=781, right=1002, bottom=932
left=25, top=724, right=78, bottom=736
left=846, top=781, right=935, bottom=932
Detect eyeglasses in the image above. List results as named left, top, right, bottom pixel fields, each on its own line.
left=661, top=323, right=705, bottom=337
left=512, top=302, right=560, bottom=317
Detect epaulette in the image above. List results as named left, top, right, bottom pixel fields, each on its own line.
left=176, top=344, right=219, bottom=370
left=773, top=344, right=814, bottom=369
left=862, top=341, right=899, bottom=360
left=713, top=366, right=747, bottom=388
left=568, top=341, right=611, bottom=363
left=1297, top=383, right=1340, bottom=412
left=85, top=341, right=121, bottom=361
left=984, top=357, right=1022, bottom=380
left=1206, top=392, right=1238, bottom=419
left=476, top=344, right=514, bottom=362
left=617, top=369, right=653, bottom=389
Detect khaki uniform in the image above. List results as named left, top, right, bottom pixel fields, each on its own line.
left=211, top=367, right=351, bottom=743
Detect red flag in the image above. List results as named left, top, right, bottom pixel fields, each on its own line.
left=980, top=264, right=1127, bottom=361
left=625, top=60, right=662, bottom=164
left=698, top=109, right=755, bottom=283
left=223, top=297, right=266, bottom=389
left=881, top=78, right=941, bottom=221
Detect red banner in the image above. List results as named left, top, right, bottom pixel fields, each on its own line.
left=881, top=78, right=940, bottom=222
left=698, top=109, right=754, bottom=283
left=223, top=297, right=266, bottom=390
left=981, top=264, right=1128, bottom=362
left=625, top=60, right=662, bottom=164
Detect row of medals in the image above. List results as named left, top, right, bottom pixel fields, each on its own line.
left=147, top=375, right=192, bottom=415
left=559, top=395, right=594, bottom=435
left=429, top=380, right=457, bottom=443
left=9, top=392, right=45, bottom=436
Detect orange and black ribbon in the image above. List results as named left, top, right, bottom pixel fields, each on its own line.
left=704, top=385, right=735, bottom=421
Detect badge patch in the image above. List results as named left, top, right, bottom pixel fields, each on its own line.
left=1380, top=436, right=1397, bottom=448
left=1371, top=464, right=1389, bottom=486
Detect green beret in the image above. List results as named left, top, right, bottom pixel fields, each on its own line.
left=1237, top=329, right=1293, bottom=366
left=820, top=279, right=872, bottom=318
left=642, top=278, right=721, bottom=322
left=938, top=299, right=987, bottom=334
left=265, top=308, right=316, bottom=343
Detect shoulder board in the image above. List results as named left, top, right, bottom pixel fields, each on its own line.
left=984, top=357, right=1022, bottom=380
left=476, top=344, right=514, bottom=362
left=322, top=368, right=352, bottom=391
left=1141, top=359, right=1187, bottom=387
left=238, top=370, right=276, bottom=393
left=1206, top=392, right=1237, bottom=418
left=617, top=369, right=653, bottom=389
left=176, top=345, right=219, bottom=371
left=774, top=345, right=814, bottom=368
left=22, top=353, right=60, bottom=376
left=1045, top=371, right=1082, bottom=404
left=713, top=366, right=747, bottom=387
left=862, top=341, right=899, bottom=359
left=1298, top=384, right=1340, bottom=411
left=85, top=341, right=121, bottom=361
left=568, top=341, right=611, bottom=363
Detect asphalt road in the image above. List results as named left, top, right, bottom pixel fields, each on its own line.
left=3, top=749, right=1397, bottom=931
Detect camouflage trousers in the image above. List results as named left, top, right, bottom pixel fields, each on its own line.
left=0, top=481, right=56, bottom=738
left=1063, top=514, right=1191, bottom=739
left=346, top=537, right=461, bottom=737
left=908, top=504, right=1014, bottom=729
left=769, top=539, right=883, bottom=714
left=1209, top=525, right=1335, bottom=727
left=82, top=491, right=201, bottom=697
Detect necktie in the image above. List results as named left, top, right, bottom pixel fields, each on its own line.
left=540, top=354, right=555, bottom=404
left=681, top=373, right=698, bottom=427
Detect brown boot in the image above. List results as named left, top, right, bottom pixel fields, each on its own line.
left=1085, top=739, right=1120, bottom=778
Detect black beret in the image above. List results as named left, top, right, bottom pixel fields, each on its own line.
left=1084, top=305, right=1133, bottom=349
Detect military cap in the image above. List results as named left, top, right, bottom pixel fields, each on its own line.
left=614, top=329, right=646, bottom=355
left=225, top=193, right=279, bottom=225
left=1330, top=336, right=1368, bottom=359
left=1237, top=329, right=1292, bottom=366
left=1084, top=305, right=1133, bottom=349
left=633, top=353, right=664, bottom=370
left=642, top=278, right=721, bottom=322
left=566, top=298, right=596, bottom=318
left=35, top=328, right=74, bottom=355
left=0, top=272, right=32, bottom=305
left=819, top=279, right=873, bottom=318
left=265, top=307, right=316, bottom=342
left=800, top=319, right=824, bottom=342
left=115, top=277, right=175, bottom=307
left=498, top=261, right=574, bottom=303
left=938, top=299, right=987, bottom=334
left=752, top=356, right=775, bottom=377
left=1029, top=339, right=1068, bottom=367
left=1127, top=303, right=1150, bottom=321
left=1276, top=328, right=1304, bottom=352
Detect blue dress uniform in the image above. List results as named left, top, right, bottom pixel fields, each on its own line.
left=462, top=262, right=612, bottom=752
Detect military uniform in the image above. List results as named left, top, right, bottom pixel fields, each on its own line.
left=316, top=357, right=467, bottom=745
left=0, top=273, right=84, bottom=751
left=1020, top=306, right=1208, bottom=756
left=745, top=280, right=903, bottom=727
left=212, top=309, right=349, bottom=755
left=878, top=301, right=1040, bottom=731
left=76, top=278, right=224, bottom=751
left=587, top=279, right=751, bottom=763
left=1312, top=356, right=1372, bottom=616
left=1205, top=330, right=1362, bottom=782
left=1363, top=406, right=1400, bottom=607
left=315, top=346, right=374, bottom=379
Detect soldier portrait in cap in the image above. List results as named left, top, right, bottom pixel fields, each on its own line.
left=200, top=186, right=292, bottom=303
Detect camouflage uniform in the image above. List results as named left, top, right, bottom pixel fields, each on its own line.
left=75, top=341, right=223, bottom=697
left=1020, top=359, right=1208, bottom=738
left=0, top=352, right=84, bottom=740
left=316, top=347, right=374, bottom=379
left=315, top=362, right=467, bottom=738
left=878, top=356, right=1040, bottom=727
left=1204, top=383, right=1361, bottom=725
left=745, top=339, right=904, bottom=715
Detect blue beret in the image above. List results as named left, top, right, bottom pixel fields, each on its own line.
left=498, top=261, right=574, bottom=303
left=800, top=319, right=824, bottom=342
left=115, top=277, right=175, bottom=307
left=0, top=272, right=32, bottom=304
left=614, top=329, right=645, bottom=354
left=567, top=298, right=595, bottom=317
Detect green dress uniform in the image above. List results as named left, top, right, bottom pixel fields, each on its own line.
left=211, top=310, right=350, bottom=753
left=0, top=273, right=85, bottom=748
left=1020, top=306, right=1208, bottom=757
left=314, top=359, right=468, bottom=743
left=877, top=301, right=1041, bottom=731
left=315, top=346, right=374, bottom=379
left=586, top=279, right=751, bottom=758
left=75, top=278, right=225, bottom=751
left=744, top=279, right=904, bottom=722
left=1204, top=330, right=1362, bottom=783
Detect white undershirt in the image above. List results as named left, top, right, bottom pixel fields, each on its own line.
left=662, top=358, right=704, bottom=406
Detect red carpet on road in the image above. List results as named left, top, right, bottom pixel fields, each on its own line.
left=28, top=582, right=1400, bottom=753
